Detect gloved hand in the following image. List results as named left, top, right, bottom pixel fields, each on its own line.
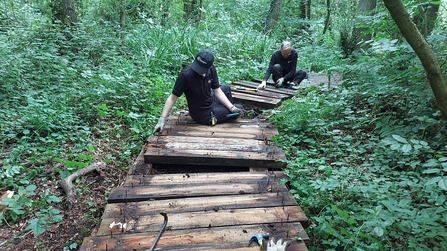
left=230, top=105, right=246, bottom=117
left=264, top=238, right=289, bottom=251
left=275, top=78, right=284, bottom=88
left=153, top=116, right=166, bottom=134
left=257, top=81, right=267, bottom=90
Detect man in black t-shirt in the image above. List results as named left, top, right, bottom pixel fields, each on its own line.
left=153, top=49, right=245, bottom=134
left=257, top=41, right=307, bottom=90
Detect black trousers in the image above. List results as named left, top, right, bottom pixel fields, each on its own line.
left=211, top=85, right=243, bottom=124
left=272, top=64, right=308, bottom=87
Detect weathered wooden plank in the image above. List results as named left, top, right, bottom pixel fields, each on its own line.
left=80, top=223, right=308, bottom=251
left=148, top=141, right=265, bottom=151
left=232, top=92, right=282, bottom=109
left=144, top=148, right=286, bottom=168
left=147, top=136, right=270, bottom=146
left=103, top=192, right=298, bottom=219
left=98, top=205, right=306, bottom=236
left=232, top=80, right=296, bottom=96
left=123, top=171, right=286, bottom=187
left=165, top=115, right=263, bottom=126
left=154, top=129, right=268, bottom=140
left=108, top=182, right=288, bottom=203
left=230, top=85, right=290, bottom=100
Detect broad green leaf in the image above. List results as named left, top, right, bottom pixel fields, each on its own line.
left=422, top=168, right=440, bottom=174
left=46, top=195, right=61, bottom=203
left=401, top=144, right=412, bottom=153
left=426, top=177, right=442, bottom=186
left=438, top=177, right=447, bottom=190
left=374, top=226, right=384, bottom=237
left=392, top=134, right=408, bottom=143
left=26, top=218, right=46, bottom=236
left=390, top=144, right=401, bottom=151
left=423, top=159, right=440, bottom=167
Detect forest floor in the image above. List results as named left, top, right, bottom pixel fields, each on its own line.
left=0, top=72, right=339, bottom=251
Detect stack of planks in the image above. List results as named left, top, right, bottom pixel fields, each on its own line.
left=230, top=80, right=296, bottom=109
left=79, top=114, right=309, bottom=250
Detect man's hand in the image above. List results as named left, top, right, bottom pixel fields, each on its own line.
left=230, top=105, right=246, bottom=117
left=153, top=116, right=166, bottom=134
left=275, top=78, right=284, bottom=88
left=257, top=81, right=267, bottom=90
left=264, top=238, right=289, bottom=251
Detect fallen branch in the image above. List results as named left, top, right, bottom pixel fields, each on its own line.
left=60, top=162, right=106, bottom=210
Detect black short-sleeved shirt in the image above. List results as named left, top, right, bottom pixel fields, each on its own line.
left=263, top=49, right=298, bottom=82
left=172, top=65, right=220, bottom=124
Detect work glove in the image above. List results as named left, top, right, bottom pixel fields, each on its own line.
left=153, top=116, right=166, bottom=134
left=275, top=78, right=284, bottom=88
left=257, top=81, right=267, bottom=90
left=230, top=105, right=246, bottom=117
left=264, top=238, right=289, bottom=251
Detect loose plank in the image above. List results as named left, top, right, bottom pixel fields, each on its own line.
left=103, top=192, right=298, bottom=219
left=98, top=205, right=307, bottom=236
left=232, top=92, right=282, bottom=109
left=232, top=80, right=296, bottom=96
left=144, top=148, right=286, bottom=168
left=80, top=223, right=308, bottom=251
left=230, top=85, right=290, bottom=99
left=123, top=171, right=286, bottom=187
left=108, top=182, right=288, bottom=203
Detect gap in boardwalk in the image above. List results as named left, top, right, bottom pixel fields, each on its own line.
left=151, top=164, right=251, bottom=174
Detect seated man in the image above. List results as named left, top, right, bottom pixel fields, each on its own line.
left=153, top=49, right=245, bottom=134
left=257, top=41, right=308, bottom=90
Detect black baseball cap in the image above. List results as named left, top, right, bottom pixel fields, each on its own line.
left=191, top=50, right=214, bottom=74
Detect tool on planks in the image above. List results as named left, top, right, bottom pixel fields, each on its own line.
left=249, top=232, right=270, bottom=249
left=147, top=212, right=168, bottom=251
left=236, top=87, right=258, bottom=92
left=226, top=112, right=240, bottom=119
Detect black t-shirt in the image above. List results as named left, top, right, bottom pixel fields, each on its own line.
left=172, top=65, right=220, bottom=124
left=263, top=49, right=298, bottom=82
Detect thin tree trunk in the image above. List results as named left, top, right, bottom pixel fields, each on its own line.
left=299, top=0, right=311, bottom=19
left=383, top=0, right=447, bottom=119
left=52, top=0, right=77, bottom=25
left=414, top=2, right=439, bottom=37
left=353, top=0, right=376, bottom=50
left=120, top=0, right=126, bottom=28
left=264, top=0, right=282, bottom=34
left=323, top=0, right=330, bottom=34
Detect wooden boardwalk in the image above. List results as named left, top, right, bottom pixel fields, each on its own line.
left=79, top=81, right=309, bottom=251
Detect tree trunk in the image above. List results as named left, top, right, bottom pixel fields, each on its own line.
left=383, top=0, right=447, bottom=119
left=353, top=0, right=376, bottom=50
left=264, top=0, right=282, bottom=34
left=120, top=0, right=126, bottom=28
left=183, top=0, right=202, bottom=24
left=52, top=0, right=77, bottom=25
left=299, top=0, right=311, bottom=19
left=322, top=0, right=330, bottom=34
left=414, top=3, right=440, bottom=37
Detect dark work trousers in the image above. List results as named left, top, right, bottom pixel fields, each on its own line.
left=211, top=85, right=244, bottom=124
left=272, top=64, right=308, bottom=87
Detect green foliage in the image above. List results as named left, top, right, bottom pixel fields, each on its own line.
left=2, top=0, right=447, bottom=248
left=271, top=41, right=447, bottom=249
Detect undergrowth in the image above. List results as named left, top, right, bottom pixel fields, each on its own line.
left=270, top=38, right=447, bottom=250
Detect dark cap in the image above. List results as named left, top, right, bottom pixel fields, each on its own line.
left=191, top=50, right=214, bottom=74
